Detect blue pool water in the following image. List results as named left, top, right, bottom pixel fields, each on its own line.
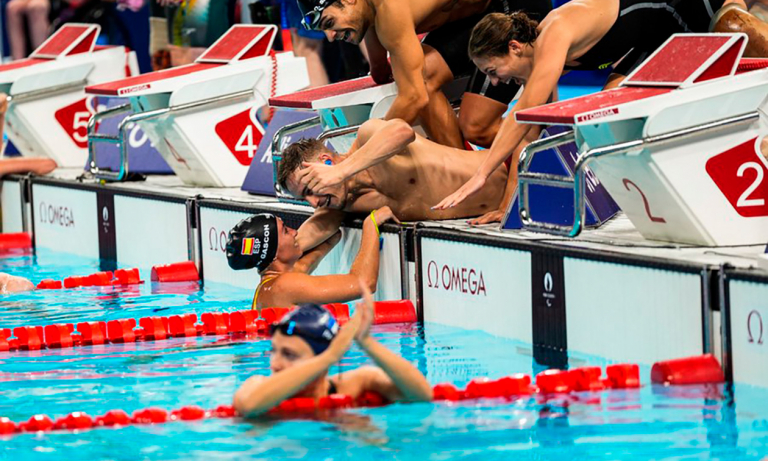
left=1, top=251, right=768, bottom=460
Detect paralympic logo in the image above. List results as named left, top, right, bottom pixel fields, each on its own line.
left=425, top=260, right=487, bottom=296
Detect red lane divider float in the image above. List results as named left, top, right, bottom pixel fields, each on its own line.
left=0, top=232, right=31, bottom=252
left=0, top=301, right=414, bottom=353
left=151, top=261, right=200, bottom=283
left=651, top=353, right=724, bottom=385
left=37, top=268, right=144, bottom=290
left=0, top=361, right=645, bottom=437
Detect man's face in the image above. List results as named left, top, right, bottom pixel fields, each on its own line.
left=317, top=1, right=369, bottom=45
left=285, top=161, right=347, bottom=210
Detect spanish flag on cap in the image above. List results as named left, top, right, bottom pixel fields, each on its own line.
left=241, top=237, right=255, bottom=255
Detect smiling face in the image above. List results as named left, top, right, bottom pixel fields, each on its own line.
left=472, top=45, right=531, bottom=87
left=316, top=0, right=371, bottom=45
left=273, top=218, right=302, bottom=265
left=284, top=157, right=348, bottom=211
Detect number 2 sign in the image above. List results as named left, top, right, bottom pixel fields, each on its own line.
left=706, top=137, right=768, bottom=218
left=215, top=107, right=265, bottom=166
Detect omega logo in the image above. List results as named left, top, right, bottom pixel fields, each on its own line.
left=426, top=260, right=487, bottom=296
left=38, top=202, right=75, bottom=227
left=747, top=310, right=764, bottom=345
left=102, top=206, right=109, bottom=222
left=208, top=226, right=229, bottom=254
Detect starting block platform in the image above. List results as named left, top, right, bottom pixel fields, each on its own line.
left=0, top=24, right=138, bottom=167
left=515, top=33, right=768, bottom=246
left=3, top=168, right=768, bottom=385
left=84, top=25, right=310, bottom=187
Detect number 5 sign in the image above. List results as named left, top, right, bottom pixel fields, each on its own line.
left=706, top=137, right=768, bottom=218
left=54, top=97, right=100, bottom=149
left=215, top=106, right=266, bottom=166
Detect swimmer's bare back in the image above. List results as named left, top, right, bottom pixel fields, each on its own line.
left=395, top=0, right=490, bottom=33
left=345, top=135, right=508, bottom=221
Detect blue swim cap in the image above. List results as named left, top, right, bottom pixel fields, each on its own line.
left=269, top=304, right=339, bottom=355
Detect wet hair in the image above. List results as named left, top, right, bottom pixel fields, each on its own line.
left=468, top=12, right=540, bottom=60
left=277, top=138, right=328, bottom=192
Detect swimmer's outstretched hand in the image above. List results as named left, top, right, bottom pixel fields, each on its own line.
left=371, top=206, right=400, bottom=226
left=467, top=209, right=504, bottom=226
left=354, top=278, right=375, bottom=342
left=325, top=302, right=362, bottom=362
left=297, top=161, right=345, bottom=194
left=432, top=174, right=487, bottom=211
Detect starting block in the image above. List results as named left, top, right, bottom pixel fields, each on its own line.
left=515, top=33, right=768, bottom=246
left=84, top=25, right=310, bottom=187
left=1, top=24, right=138, bottom=167
left=502, top=125, right=619, bottom=229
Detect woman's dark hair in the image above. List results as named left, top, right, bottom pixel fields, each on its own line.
left=468, top=12, right=539, bottom=59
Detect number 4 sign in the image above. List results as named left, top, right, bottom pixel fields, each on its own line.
left=215, top=107, right=266, bottom=166
left=706, top=137, right=768, bottom=218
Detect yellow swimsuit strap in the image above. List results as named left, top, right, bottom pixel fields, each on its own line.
left=251, top=276, right=278, bottom=310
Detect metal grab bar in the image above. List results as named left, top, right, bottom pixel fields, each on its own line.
left=88, top=88, right=255, bottom=181
left=517, top=111, right=760, bottom=237
left=7, top=79, right=88, bottom=105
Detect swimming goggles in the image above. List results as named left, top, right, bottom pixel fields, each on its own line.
left=300, top=0, right=331, bottom=30
left=269, top=316, right=338, bottom=342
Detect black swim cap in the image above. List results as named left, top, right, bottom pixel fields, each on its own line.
left=226, top=213, right=279, bottom=272
left=296, top=0, right=334, bottom=30
left=270, top=304, right=339, bottom=355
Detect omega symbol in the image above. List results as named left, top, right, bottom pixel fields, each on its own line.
left=102, top=206, right=109, bottom=222
left=544, top=273, right=553, bottom=292
left=747, top=310, right=764, bottom=345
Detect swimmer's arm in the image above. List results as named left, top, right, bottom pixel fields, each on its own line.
left=0, top=158, right=57, bottom=178
left=233, top=311, right=362, bottom=417
left=364, top=29, right=393, bottom=84
left=297, top=209, right=346, bottom=252
left=292, top=231, right=342, bottom=275
left=355, top=341, right=433, bottom=402
left=337, top=119, right=415, bottom=180
left=378, top=5, right=429, bottom=123
left=475, top=29, right=570, bottom=181
left=272, top=215, right=383, bottom=304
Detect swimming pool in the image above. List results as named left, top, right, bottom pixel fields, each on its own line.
left=2, top=252, right=768, bottom=460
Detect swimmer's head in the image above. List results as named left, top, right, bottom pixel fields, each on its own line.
left=297, top=0, right=372, bottom=45
left=469, top=12, right=539, bottom=86
left=226, top=214, right=301, bottom=272
left=269, top=304, right=339, bottom=374
left=278, top=138, right=348, bottom=210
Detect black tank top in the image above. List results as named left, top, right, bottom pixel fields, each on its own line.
left=563, top=0, right=721, bottom=71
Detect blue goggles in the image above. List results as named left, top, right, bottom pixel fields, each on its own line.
left=300, top=7, right=325, bottom=30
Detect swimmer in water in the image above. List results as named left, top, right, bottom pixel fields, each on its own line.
left=278, top=118, right=509, bottom=250
left=296, top=0, right=550, bottom=149
left=232, top=282, right=432, bottom=417
left=0, top=273, right=33, bottom=293
left=433, top=0, right=768, bottom=223
left=226, top=207, right=398, bottom=310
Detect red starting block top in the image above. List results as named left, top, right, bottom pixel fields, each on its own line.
left=515, top=86, right=672, bottom=125
left=197, top=25, right=276, bottom=63
left=31, top=23, right=99, bottom=59
left=736, top=58, right=768, bottom=74
left=269, top=76, right=380, bottom=108
left=85, top=63, right=220, bottom=96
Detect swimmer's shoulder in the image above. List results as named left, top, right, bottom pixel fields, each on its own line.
left=331, top=366, right=391, bottom=397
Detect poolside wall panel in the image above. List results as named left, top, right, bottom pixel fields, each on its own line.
left=113, top=196, right=190, bottom=268
left=31, top=184, right=99, bottom=259
left=727, top=274, right=768, bottom=387
left=420, top=237, right=533, bottom=343
left=564, top=258, right=704, bottom=365
left=1, top=178, right=24, bottom=233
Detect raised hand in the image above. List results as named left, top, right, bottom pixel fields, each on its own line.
left=325, top=304, right=362, bottom=362
left=354, top=278, right=375, bottom=342
left=297, top=162, right=346, bottom=193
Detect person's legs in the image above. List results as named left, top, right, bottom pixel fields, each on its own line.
left=6, top=0, right=30, bottom=60
left=25, top=0, right=50, bottom=50
left=292, top=31, right=329, bottom=88
left=458, top=93, right=508, bottom=148
left=711, top=0, right=768, bottom=56
left=417, top=45, right=464, bottom=149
